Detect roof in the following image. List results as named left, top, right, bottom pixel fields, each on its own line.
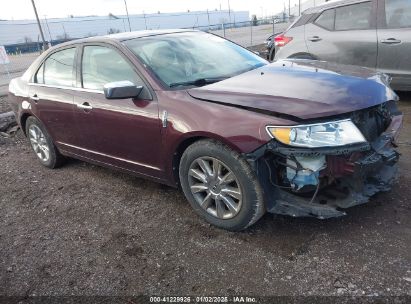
left=303, top=0, right=369, bottom=14
left=105, top=28, right=198, bottom=41
left=49, top=29, right=198, bottom=49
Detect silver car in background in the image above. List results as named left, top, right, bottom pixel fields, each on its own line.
left=273, top=0, right=411, bottom=91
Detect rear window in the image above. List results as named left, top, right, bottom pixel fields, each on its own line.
left=335, top=2, right=372, bottom=30
left=292, top=14, right=314, bottom=28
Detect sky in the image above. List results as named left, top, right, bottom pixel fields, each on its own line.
left=0, top=0, right=303, bottom=20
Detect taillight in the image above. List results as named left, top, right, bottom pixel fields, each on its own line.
left=274, top=34, right=293, bottom=47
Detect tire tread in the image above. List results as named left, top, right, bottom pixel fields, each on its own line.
left=180, top=139, right=265, bottom=231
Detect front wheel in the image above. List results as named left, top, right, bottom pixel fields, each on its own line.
left=179, top=140, right=265, bottom=231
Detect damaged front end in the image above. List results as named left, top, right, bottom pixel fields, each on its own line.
left=247, top=101, right=403, bottom=219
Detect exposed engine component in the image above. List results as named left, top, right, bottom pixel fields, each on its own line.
left=351, top=102, right=392, bottom=141
left=286, top=156, right=326, bottom=190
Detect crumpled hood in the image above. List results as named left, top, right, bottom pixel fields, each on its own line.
left=188, top=60, right=398, bottom=121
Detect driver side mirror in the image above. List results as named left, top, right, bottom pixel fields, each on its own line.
left=103, top=81, right=143, bottom=99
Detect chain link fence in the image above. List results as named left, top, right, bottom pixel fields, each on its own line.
left=0, top=53, right=39, bottom=98
left=0, top=17, right=292, bottom=101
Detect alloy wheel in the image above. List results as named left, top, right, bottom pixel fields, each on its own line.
left=28, top=125, right=50, bottom=162
left=188, top=157, right=242, bottom=219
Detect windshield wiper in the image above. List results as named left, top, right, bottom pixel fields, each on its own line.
left=169, top=77, right=228, bottom=88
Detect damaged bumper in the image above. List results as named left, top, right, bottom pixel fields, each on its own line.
left=248, top=114, right=403, bottom=219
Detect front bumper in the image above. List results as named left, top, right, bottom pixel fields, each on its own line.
left=248, top=114, right=403, bottom=219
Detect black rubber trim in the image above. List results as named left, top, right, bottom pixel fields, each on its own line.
left=247, top=140, right=371, bottom=160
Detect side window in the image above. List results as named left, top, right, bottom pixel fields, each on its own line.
left=82, top=45, right=142, bottom=90
left=335, top=2, right=373, bottom=31
left=41, top=48, right=76, bottom=87
left=35, top=63, right=44, bottom=84
left=385, top=0, right=411, bottom=28
left=315, top=9, right=335, bottom=30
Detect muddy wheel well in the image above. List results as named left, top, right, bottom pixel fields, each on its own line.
left=172, top=136, right=207, bottom=186
left=20, top=113, right=31, bottom=135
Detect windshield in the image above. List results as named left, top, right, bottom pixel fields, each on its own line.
left=124, top=32, right=267, bottom=88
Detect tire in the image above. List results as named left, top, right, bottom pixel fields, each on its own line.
left=25, top=116, right=65, bottom=169
left=269, top=47, right=275, bottom=62
left=289, top=53, right=316, bottom=60
left=179, top=139, right=265, bottom=231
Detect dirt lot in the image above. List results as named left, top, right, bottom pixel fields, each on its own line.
left=0, top=93, right=410, bottom=299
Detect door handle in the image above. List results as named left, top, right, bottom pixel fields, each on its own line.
left=308, top=36, right=322, bottom=42
left=30, top=94, right=40, bottom=101
left=76, top=102, right=93, bottom=111
left=381, top=38, right=401, bottom=44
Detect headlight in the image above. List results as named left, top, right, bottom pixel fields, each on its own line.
left=266, top=119, right=366, bottom=148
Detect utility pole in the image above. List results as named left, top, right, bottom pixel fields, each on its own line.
left=272, top=15, right=275, bottom=36
left=31, top=0, right=48, bottom=51
left=123, top=0, right=131, bottom=32
left=44, top=15, right=52, bottom=42
left=299, top=0, right=301, bottom=16
left=143, top=11, right=147, bottom=30
left=288, top=0, right=291, bottom=18
left=227, top=0, right=231, bottom=25
left=207, top=9, right=210, bottom=31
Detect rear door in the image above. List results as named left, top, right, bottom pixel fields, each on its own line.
left=72, top=44, right=163, bottom=179
left=377, top=0, right=411, bottom=90
left=305, top=0, right=378, bottom=68
left=28, top=46, right=80, bottom=153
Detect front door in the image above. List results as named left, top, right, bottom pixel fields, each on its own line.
left=377, top=0, right=411, bottom=90
left=72, top=44, right=163, bottom=179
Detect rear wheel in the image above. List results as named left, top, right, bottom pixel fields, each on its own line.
left=179, top=140, right=265, bottom=231
left=26, top=116, right=65, bottom=168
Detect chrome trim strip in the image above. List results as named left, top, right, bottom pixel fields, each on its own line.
left=28, top=82, right=104, bottom=94
left=76, top=103, right=93, bottom=110
left=161, top=110, right=168, bottom=128
left=57, top=142, right=161, bottom=171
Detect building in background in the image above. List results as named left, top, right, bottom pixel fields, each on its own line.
left=0, top=10, right=249, bottom=53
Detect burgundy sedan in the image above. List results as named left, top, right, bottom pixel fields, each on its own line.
left=8, top=30, right=402, bottom=231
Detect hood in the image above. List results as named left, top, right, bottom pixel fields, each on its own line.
left=187, top=60, right=397, bottom=121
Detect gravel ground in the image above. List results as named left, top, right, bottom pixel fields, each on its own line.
left=0, top=93, right=410, bottom=299
left=0, top=95, right=11, bottom=113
